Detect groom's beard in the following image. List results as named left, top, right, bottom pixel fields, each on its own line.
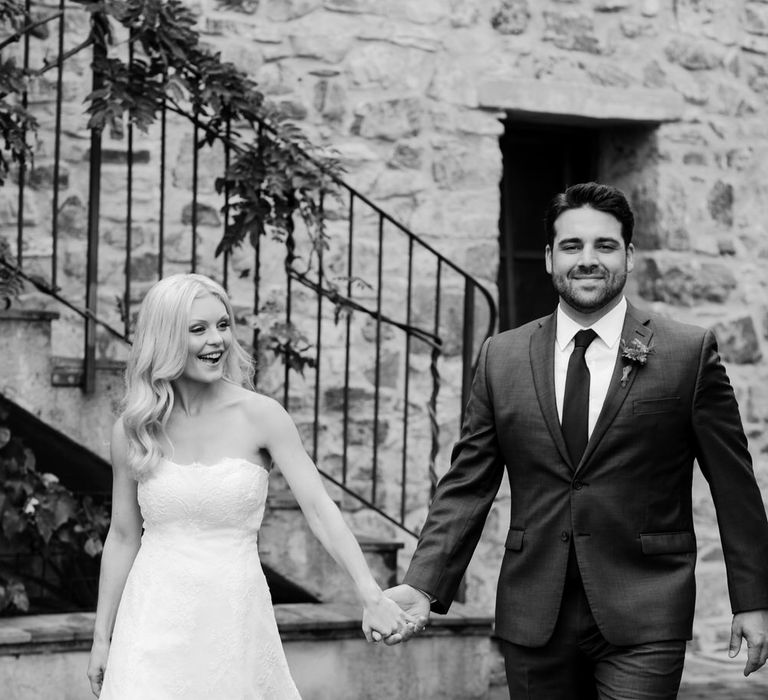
left=551, top=262, right=628, bottom=314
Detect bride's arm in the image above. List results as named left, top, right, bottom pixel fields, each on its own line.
left=254, top=396, right=416, bottom=642
left=87, top=419, right=143, bottom=696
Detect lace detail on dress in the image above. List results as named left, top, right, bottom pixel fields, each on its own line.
left=99, top=458, right=302, bottom=700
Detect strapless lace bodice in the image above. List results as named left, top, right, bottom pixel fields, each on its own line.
left=99, top=457, right=302, bottom=700
left=139, top=457, right=268, bottom=534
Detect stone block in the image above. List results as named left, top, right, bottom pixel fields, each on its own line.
left=129, top=251, right=160, bottom=282
left=266, top=0, right=322, bottom=21
left=427, top=64, right=478, bottom=108
left=56, top=195, right=87, bottom=239
left=490, top=0, right=530, bottom=35
left=711, top=316, right=763, bottom=364
left=181, top=201, right=222, bottom=227
left=346, top=417, right=390, bottom=445
left=637, top=256, right=737, bottom=306
left=746, top=2, right=768, bottom=36
left=478, top=79, right=685, bottom=123
left=707, top=180, right=734, bottom=228
left=348, top=43, right=431, bottom=91
left=362, top=349, right=400, bottom=390
left=29, top=164, right=69, bottom=190
left=389, top=141, right=423, bottom=170
left=404, top=0, right=445, bottom=24
left=276, top=98, right=309, bottom=121
left=352, top=98, right=423, bottom=141
left=594, top=0, right=630, bottom=10
left=289, top=34, right=352, bottom=63
left=324, top=0, right=382, bottom=14
left=324, top=385, right=376, bottom=412
left=641, top=0, right=660, bottom=16
left=450, top=0, right=481, bottom=28
left=622, top=18, right=657, bottom=39
left=587, top=63, right=635, bottom=88
left=665, top=37, right=724, bottom=70
left=313, top=79, right=346, bottom=122
left=543, top=11, right=606, bottom=55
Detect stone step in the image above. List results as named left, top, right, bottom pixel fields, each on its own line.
left=0, top=606, right=495, bottom=700
left=1, top=309, right=409, bottom=605
left=260, top=489, right=404, bottom=603
left=0, top=310, right=123, bottom=462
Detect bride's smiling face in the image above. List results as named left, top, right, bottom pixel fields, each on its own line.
left=181, top=293, right=232, bottom=383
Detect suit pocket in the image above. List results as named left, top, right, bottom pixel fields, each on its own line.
left=640, top=531, right=696, bottom=555
left=633, top=397, right=681, bottom=415
left=505, top=528, right=525, bottom=551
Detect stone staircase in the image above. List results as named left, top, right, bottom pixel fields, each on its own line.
left=0, top=308, right=496, bottom=699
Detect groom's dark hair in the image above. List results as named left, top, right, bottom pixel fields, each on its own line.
left=544, top=182, right=635, bottom=248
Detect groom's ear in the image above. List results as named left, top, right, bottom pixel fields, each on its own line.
left=545, top=245, right=553, bottom=275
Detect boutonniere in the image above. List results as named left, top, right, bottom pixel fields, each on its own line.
left=620, top=338, right=654, bottom=387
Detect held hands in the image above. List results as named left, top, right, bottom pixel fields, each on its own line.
left=87, top=639, right=109, bottom=697
left=362, top=590, right=422, bottom=644
left=375, top=584, right=431, bottom=646
left=729, top=609, right=768, bottom=676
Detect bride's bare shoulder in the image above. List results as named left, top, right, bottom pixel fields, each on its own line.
left=233, top=387, right=289, bottom=425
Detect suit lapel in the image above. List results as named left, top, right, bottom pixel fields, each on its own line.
left=530, top=314, right=574, bottom=469
left=577, top=303, right=653, bottom=472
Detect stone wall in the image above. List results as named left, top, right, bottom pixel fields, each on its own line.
left=3, top=0, right=768, bottom=630
left=191, top=0, right=768, bottom=625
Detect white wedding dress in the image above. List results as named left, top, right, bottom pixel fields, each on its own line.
left=100, top=457, right=302, bottom=699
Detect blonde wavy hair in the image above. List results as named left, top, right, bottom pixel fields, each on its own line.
left=121, top=273, right=255, bottom=477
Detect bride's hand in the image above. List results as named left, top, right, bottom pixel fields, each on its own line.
left=361, top=592, right=419, bottom=644
left=87, top=640, right=109, bottom=697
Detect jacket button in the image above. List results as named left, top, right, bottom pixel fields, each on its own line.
left=573, top=480, right=583, bottom=490
left=560, top=531, right=570, bottom=542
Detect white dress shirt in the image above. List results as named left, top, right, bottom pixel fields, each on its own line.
left=554, top=297, right=627, bottom=438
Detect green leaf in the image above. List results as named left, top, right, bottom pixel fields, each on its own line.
left=0, top=426, right=10, bottom=449
left=34, top=504, right=56, bottom=544
left=84, top=535, right=103, bottom=558
left=2, top=508, right=25, bottom=539
left=8, top=579, right=29, bottom=612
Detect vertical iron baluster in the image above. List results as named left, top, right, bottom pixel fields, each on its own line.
left=16, top=0, right=32, bottom=266
left=84, top=39, right=106, bottom=394
left=284, top=218, right=294, bottom=409
left=253, top=230, right=261, bottom=386
left=371, top=214, right=384, bottom=505
left=400, top=236, right=414, bottom=525
left=158, top=78, right=167, bottom=280
left=341, top=195, right=354, bottom=486
left=51, top=0, right=66, bottom=288
left=123, top=37, right=134, bottom=338
left=312, top=193, right=324, bottom=462
left=191, top=113, right=199, bottom=272
left=253, top=122, right=264, bottom=386
left=222, top=118, right=231, bottom=290
left=461, top=279, right=476, bottom=425
left=428, top=259, right=443, bottom=498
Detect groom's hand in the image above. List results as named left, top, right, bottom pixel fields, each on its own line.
left=381, top=584, right=431, bottom=646
left=729, top=609, right=768, bottom=676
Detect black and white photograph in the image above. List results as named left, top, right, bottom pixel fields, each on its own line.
left=1, top=1, right=768, bottom=698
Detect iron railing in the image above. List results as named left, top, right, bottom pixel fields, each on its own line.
left=0, top=4, right=497, bottom=538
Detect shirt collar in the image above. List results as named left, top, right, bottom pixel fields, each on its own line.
left=555, top=296, right=627, bottom=350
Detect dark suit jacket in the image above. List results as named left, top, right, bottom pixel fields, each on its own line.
left=404, top=303, right=768, bottom=647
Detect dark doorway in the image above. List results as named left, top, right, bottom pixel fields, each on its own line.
left=498, top=122, right=600, bottom=330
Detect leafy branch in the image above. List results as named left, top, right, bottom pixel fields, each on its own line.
left=0, top=403, right=110, bottom=614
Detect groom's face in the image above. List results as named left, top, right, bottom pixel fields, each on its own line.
left=545, top=206, right=634, bottom=316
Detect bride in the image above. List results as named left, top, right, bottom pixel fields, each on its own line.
left=87, top=273, right=414, bottom=699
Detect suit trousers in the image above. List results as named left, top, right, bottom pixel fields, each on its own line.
left=500, top=549, right=686, bottom=700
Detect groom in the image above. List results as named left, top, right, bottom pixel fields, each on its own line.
left=385, top=182, right=768, bottom=698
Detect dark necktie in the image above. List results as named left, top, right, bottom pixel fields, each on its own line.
left=562, top=329, right=598, bottom=465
